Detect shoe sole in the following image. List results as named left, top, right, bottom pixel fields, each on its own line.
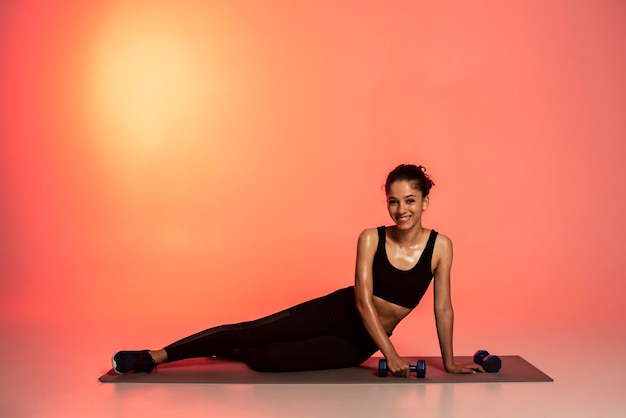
left=111, top=351, right=124, bottom=374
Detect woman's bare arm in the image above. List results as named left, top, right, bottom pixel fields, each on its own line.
left=354, top=229, right=411, bottom=377
left=433, top=235, right=483, bottom=373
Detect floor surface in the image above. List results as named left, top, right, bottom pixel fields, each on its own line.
left=1, top=310, right=624, bottom=418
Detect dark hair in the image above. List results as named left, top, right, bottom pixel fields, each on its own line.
left=384, top=164, right=435, bottom=197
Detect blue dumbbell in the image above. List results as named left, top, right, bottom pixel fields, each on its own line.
left=377, top=359, right=426, bottom=378
left=473, top=350, right=502, bottom=373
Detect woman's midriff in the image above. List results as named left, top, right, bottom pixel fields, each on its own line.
left=372, top=295, right=412, bottom=334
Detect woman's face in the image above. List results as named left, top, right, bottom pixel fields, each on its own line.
left=386, top=180, right=429, bottom=229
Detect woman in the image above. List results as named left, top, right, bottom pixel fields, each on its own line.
left=112, top=164, right=483, bottom=376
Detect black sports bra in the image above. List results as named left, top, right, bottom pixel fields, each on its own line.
left=372, top=226, right=438, bottom=309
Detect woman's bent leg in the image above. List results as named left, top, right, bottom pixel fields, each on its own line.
left=164, top=287, right=357, bottom=363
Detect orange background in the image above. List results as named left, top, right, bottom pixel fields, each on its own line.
left=1, top=0, right=625, bottom=357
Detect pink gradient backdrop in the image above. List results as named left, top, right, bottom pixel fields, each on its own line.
left=1, top=0, right=625, bottom=358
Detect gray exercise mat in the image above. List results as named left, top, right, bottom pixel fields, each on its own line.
left=99, top=356, right=552, bottom=384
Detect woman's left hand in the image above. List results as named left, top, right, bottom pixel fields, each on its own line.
left=445, top=362, right=485, bottom=374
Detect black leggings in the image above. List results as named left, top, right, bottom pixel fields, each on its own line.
left=164, top=286, right=380, bottom=372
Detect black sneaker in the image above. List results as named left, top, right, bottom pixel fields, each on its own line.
left=112, top=350, right=156, bottom=374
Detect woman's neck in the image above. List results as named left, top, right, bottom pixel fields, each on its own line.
left=391, top=223, right=425, bottom=248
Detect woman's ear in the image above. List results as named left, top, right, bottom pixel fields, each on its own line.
left=422, top=196, right=429, bottom=211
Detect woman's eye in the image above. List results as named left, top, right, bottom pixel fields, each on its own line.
left=406, top=199, right=415, bottom=204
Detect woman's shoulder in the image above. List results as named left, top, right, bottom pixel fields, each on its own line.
left=356, top=228, right=381, bottom=260
left=432, top=231, right=452, bottom=252
left=358, top=227, right=380, bottom=241
left=357, top=227, right=383, bottom=249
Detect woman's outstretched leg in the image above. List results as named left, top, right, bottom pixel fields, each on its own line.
left=112, top=287, right=360, bottom=373
left=112, top=309, right=293, bottom=374
left=163, top=309, right=294, bottom=362
left=113, top=287, right=376, bottom=373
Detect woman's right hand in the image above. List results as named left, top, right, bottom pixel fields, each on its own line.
left=385, top=354, right=412, bottom=377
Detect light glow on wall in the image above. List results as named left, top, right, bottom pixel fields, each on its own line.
left=87, top=4, right=219, bottom=173
left=1, top=0, right=625, bottom=357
